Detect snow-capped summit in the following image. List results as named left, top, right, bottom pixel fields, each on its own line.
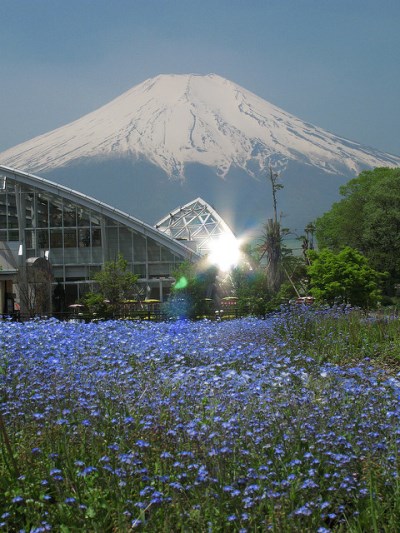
left=1, top=74, right=399, bottom=234
left=1, top=73, right=399, bottom=178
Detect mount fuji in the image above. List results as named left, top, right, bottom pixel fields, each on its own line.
left=1, top=73, right=399, bottom=235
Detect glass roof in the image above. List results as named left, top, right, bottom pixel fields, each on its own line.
left=155, top=198, right=237, bottom=256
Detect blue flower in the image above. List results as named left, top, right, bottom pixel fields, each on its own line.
left=78, top=466, right=97, bottom=477
left=1, top=311, right=399, bottom=529
left=160, top=451, right=173, bottom=459
left=135, top=439, right=150, bottom=448
left=293, top=505, right=313, bottom=516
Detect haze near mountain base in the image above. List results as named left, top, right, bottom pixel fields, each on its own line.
left=1, top=73, right=399, bottom=235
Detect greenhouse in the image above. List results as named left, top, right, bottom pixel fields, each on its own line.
left=0, top=165, right=198, bottom=316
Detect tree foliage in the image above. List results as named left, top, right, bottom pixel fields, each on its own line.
left=307, top=247, right=382, bottom=308
left=167, top=261, right=218, bottom=319
left=83, top=254, right=138, bottom=316
left=93, top=254, right=138, bottom=305
left=230, top=264, right=271, bottom=316
left=315, top=167, right=400, bottom=292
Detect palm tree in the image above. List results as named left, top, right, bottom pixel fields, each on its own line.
left=258, top=166, right=285, bottom=293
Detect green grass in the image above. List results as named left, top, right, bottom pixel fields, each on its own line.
left=274, top=306, right=400, bottom=372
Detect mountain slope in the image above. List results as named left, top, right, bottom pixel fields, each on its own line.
left=1, top=73, right=399, bottom=179
left=1, top=73, right=399, bottom=235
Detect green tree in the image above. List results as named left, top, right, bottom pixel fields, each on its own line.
left=82, top=292, right=109, bottom=317
left=231, top=264, right=271, bottom=317
left=280, top=253, right=309, bottom=297
left=83, top=254, right=138, bottom=316
left=231, top=246, right=307, bottom=315
left=167, top=261, right=218, bottom=319
left=315, top=167, right=400, bottom=293
left=301, top=222, right=316, bottom=264
left=307, top=247, right=382, bottom=308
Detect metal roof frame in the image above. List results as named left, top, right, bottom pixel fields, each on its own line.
left=155, top=197, right=237, bottom=255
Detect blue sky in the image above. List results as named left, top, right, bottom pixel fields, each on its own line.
left=1, top=0, right=399, bottom=155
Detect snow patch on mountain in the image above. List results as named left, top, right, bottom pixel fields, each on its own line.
left=1, top=73, right=399, bottom=178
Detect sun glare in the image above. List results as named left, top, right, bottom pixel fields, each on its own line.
left=208, top=234, right=241, bottom=271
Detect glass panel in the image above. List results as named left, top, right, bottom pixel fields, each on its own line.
left=36, top=196, right=49, bottom=227
left=64, top=229, right=77, bottom=248
left=50, top=249, right=63, bottom=263
left=119, top=228, right=132, bottom=260
left=78, top=228, right=91, bottom=247
left=50, top=229, right=63, bottom=248
left=3, top=180, right=14, bottom=192
left=147, top=239, right=161, bottom=261
left=63, top=248, right=78, bottom=263
left=49, top=201, right=63, bottom=227
left=8, top=230, right=19, bottom=241
left=25, top=230, right=34, bottom=249
left=90, top=212, right=101, bottom=227
left=52, top=267, right=64, bottom=279
left=166, top=262, right=178, bottom=275
left=7, top=195, right=18, bottom=228
left=92, top=228, right=102, bottom=247
left=77, top=208, right=90, bottom=227
left=77, top=247, right=92, bottom=262
left=134, top=234, right=146, bottom=261
left=25, top=193, right=34, bottom=228
left=63, top=203, right=77, bottom=227
left=133, top=264, right=146, bottom=278
left=161, top=246, right=175, bottom=261
left=65, top=266, right=88, bottom=279
left=0, top=195, right=6, bottom=219
left=149, top=263, right=170, bottom=277
left=37, top=229, right=49, bottom=249
left=0, top=230, right=7, bottom=241
left=105, top=217, right=118, bottom=227
left=92, top=247, right=103, bottom=262
left=105, top=227, right=118, bottom=260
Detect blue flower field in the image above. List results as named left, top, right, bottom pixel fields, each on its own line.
left=0, top=308, right=399, bottom=531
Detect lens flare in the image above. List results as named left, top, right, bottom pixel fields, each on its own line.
left=208, top=234, right=241, bottom=271
left=174, top=276, right=188, bottom=289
